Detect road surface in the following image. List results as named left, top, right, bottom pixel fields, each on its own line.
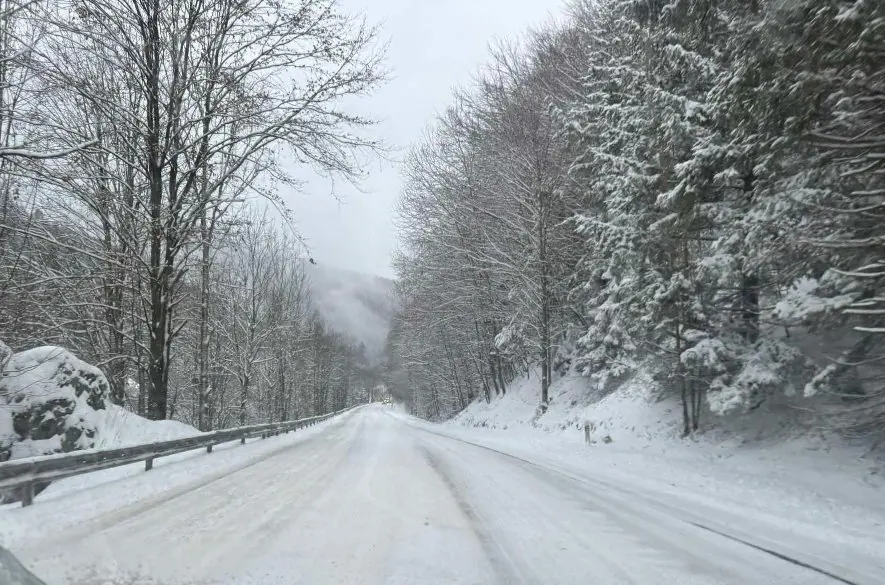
left=8, top=406, right=880, bottom=585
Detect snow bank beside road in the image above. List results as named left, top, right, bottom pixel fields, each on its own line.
left=23, top=405, right=204, bottom=502
left=451, top=369, right=883, bottom=484
left=441, top=372, right=885, bottom=570
left=0, top=341, right=200, bottom=465
left=94, top=404, right=201, bottom=449
left=0, top=409, right=357, bottom=550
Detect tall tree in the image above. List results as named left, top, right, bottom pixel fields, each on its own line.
left=42, top=0, right=383, bottom=419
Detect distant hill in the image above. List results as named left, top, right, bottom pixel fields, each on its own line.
left=305, top=263, right=396, bottom=360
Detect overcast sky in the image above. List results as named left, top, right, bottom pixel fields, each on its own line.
left=282, top=0, right=566, bottom=279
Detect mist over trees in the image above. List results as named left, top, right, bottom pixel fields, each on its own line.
left=0, top=0, right=385, bottom=429
left=389, top=0, right=885, bottom=444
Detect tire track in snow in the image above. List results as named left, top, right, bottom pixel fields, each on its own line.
left=23, top=419, right=349, bottom=549
left=417, top=431, right=698, bottom=584
left=14, top=417, right=361, bottom=583
left=409, top=421, right=869, bottom=585
left=418, top=444, right=534, bottom=585
left=686, top=522, right=860, bottom=585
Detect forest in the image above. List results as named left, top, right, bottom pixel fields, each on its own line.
left=0, top=0, right=385, bottom=432
left=388, top=0, right=885, bottom=443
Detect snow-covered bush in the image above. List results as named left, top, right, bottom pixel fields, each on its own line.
left=0, top=344, right=109, bottom=462
left=702, top=339, right=811, bottom=416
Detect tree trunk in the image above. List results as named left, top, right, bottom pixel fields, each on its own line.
left=277, top=349, right=286, bottom=422
left=443, top=338, right=466, bottom=409
left=496, top=353, right=508, bottom=396
left=676, top=320, right=690, bottom=437
left=101, top=201, right=126, bottom=405
left=197, top=209, right=211, bottom=430
left=137, top=363, right=146, bottom=417
left=239, top=375, right=250, bottom=426
left=538, top=191, right=551, bottom=412
left=740, top=273, right=760, bottom=344
left=739, top=171, right=760, bottom=344
left=145, top=0, right=168, bottom=421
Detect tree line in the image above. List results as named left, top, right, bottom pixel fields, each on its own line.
left=389, top=0, right=885, bottom=443
left=0, top=0, right=384, bottom=428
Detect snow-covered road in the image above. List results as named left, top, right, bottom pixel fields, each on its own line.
left=4, top=405, right=881, bottom=585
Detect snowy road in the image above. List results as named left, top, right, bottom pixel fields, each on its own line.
left=5, top=405, right=882, bottom=585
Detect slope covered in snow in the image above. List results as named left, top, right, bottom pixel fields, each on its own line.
left=449, top=369, right=885, bottom=558
left=0, top=341, right=199, bottom=460
left=305, top=262, right=395, bottom=359
left=93, top=404, right=200, bottom=449
left=452, top=366, right=880, bottom=452
left=1, top=404, right=202, bottom=504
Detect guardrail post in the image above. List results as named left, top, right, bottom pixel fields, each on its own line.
left=145, top=457, right=154, bottom=471
left=206, top=444, right=213, bottom=454
left=241, top=436, right=246, bottom=445
left=21, top=481, right=34, bottom=507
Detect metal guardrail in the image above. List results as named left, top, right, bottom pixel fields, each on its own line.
left=0, top=406, right=357, bottom=507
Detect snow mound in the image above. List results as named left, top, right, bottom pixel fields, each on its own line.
left=0, top=342, right=202, bottom=505
left=94, top=404, right=201, bottom=449
left=452, top=369, right=681, bottom=446
left=0, top=346, right=108, bottom=460
left=0, top=343, right=200, bottom=461
left=451, top=363, right=836, bottom=451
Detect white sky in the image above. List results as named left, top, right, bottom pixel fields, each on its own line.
left=283, top=0, right=566, bottom=279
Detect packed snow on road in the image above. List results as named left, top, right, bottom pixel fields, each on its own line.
left=1, top=405, right=882, bottom=585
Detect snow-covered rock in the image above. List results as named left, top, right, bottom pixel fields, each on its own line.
left=0, top=345, right=109, bottom=462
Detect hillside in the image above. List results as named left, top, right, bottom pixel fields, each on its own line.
left=304, top=263, right=396, bottom=360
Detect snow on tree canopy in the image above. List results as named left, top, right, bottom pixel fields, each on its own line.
left=773, top=276, right=857, bottom=324
left=701, top=340, right=811, bottom=416
left=0, top=345, right=108, bottom=460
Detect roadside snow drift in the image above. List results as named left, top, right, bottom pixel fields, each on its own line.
left=93, top=403, right=201, bottom=449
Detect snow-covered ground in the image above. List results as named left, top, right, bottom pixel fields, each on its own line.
left=447, top=372, right=885, bottom=579
left=1, top=404, right=881, bottom=584
left=0, top=410, right=353, bottom=548
left=95, top=404, right=202, bottom=449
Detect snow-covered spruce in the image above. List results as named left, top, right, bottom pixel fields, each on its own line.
left=389, top=0, right=885, bottom=446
